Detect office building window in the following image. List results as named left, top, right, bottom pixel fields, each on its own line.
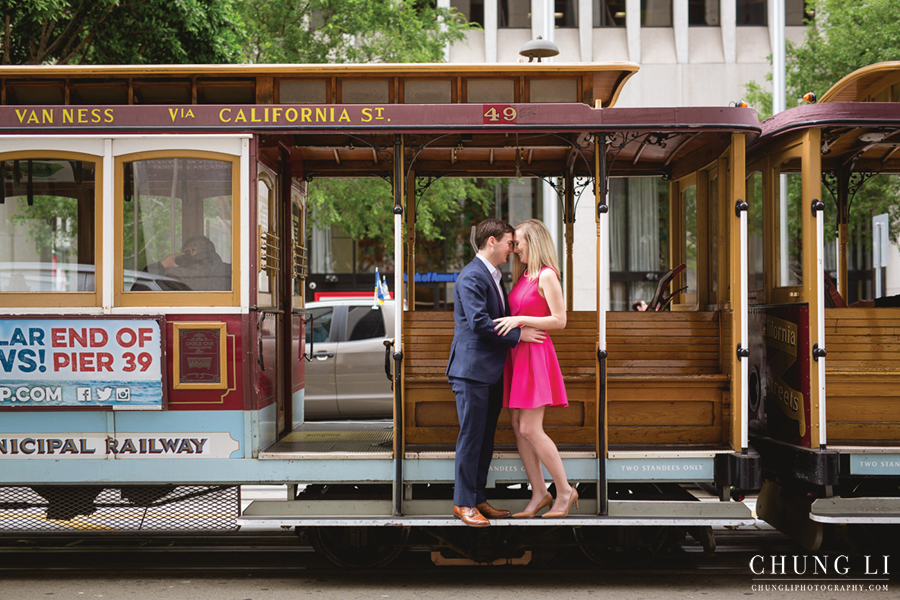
left=451, top=0, right=485, bottom=27
left=499, top=0, right=531, bottom=28
left=688, top=0, right=719, bottom=26
left=786, top=0, right=813, bottom=25
left=593, top=0, right=626, bottom=27
left=737, top=0, right=766, bottom=26
left=642, top=0, right=672, bottom=27
left=555, top=0, right=578, bottom=28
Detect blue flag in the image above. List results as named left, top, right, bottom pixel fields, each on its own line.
left=375, top=268, right=390, bottom=304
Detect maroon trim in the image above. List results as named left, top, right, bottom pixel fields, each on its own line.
left=755, top=102, right=900, bottom=147
left=0, top=104, right=760, bottom=134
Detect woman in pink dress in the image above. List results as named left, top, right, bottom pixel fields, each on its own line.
left=493, top=219, right=577, bottom=519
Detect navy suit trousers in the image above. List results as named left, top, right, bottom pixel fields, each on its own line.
left=450, top=375, right=504, bottom=507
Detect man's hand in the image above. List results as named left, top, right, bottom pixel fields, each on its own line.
left=519, top=326, right=546, bottom=344
left=159, top=252, right=183, bottom=269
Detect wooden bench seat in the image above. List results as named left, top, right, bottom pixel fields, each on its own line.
left=607, top=312, right=727, bottom=445
left=402, top=310, right=728, bottom=446
left=825, top=308, right=900, bottom=442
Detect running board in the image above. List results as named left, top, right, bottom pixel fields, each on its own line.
left=238, top=498, right=754, bottom=528
left=811, top=497, right=900, bottom=524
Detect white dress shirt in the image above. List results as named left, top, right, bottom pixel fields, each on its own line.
left=476, top=254, right=505, bottom=311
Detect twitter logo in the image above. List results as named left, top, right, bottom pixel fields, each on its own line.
left=97, top=388, right=113, bottom=401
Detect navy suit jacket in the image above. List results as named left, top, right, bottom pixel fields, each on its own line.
left=446, top=258, right=520, bottom=384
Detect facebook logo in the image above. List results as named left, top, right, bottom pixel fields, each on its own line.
left=76, top=387, right=92, bottom=402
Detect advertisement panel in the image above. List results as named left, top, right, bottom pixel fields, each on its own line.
left=0, top=318, right=164, bottom=410
left=748, top=306, right=811, bottom=447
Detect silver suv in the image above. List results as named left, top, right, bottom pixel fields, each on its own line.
left=304, top=299, right=395, bottom=420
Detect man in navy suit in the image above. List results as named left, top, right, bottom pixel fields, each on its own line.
left=447, top=219, right=546, bottom=527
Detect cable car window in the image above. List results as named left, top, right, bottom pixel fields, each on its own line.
left=747, top=171, right=764, bottom=292
left=123, top=158, right=233, bottom=292
left=777, top=172, right=803, bottom=287
left=0, top=158, right=96, bottom=294
left=682, top=184, right=698, bottom=303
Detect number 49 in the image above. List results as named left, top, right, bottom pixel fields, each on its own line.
left=484, top=106, right=517, bottom=122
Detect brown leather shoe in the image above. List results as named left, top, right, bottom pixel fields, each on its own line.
left=476, top=501, right=511, bottom=519
left=453, top=505, right=490, bottom=527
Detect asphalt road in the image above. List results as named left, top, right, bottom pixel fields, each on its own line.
left=2, top=529, right=895, bottom=600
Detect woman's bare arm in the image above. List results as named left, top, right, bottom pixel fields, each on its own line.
left=493, top=269, right=567, bottom=335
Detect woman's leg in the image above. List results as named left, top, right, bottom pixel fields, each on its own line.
left=516, top=406, right=574, bottom=512
left=510, top=409, right=550, bottom=511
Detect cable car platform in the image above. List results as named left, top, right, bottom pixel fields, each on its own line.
left=238, top=498, right=755, bottom=528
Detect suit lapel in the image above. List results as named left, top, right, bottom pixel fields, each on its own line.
left=500, top=278, right=510, bottom=317
left=472, top=258, right=503, bottom=315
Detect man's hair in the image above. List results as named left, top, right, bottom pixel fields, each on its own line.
left=182, top=234, right=215, bottom=254
left=473, top=219, right=514, bottom=251
left=632, top=300, right=645, bottom=311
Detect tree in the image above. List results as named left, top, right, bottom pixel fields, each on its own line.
left=0, top=0, right=244, bottom=65
left=744, top=0, right=900, bottom=258
left=238, top=0, right=471, bottom=64
left=238, top=0, right=483, bottom=266
left=306, top=176, right=503, bottom=272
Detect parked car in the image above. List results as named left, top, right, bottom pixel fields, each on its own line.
left=304, top=298, right=395, bottom=420
left=0, top=262, right=190, bottom=292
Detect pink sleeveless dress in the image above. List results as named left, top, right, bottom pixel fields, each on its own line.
left=503, top=267, right=568, bottom=409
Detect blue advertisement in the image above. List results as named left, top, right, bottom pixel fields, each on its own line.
left=0, top=319, right=163, bottom=409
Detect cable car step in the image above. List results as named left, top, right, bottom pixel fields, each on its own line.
left=238, top=498, right=754, bottom=528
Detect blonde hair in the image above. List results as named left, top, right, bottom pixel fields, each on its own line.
left=512, top=219, right=560, bottom=283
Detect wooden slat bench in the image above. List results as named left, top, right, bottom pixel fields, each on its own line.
left=403, top=311, right=596, bottom=444
left=607, top=311, right=727, bottom=445
left=825, top=307, right=900, bottom=443
left=402, top=310, right=729, bottom=447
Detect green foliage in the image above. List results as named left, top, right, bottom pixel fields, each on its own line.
left=239, top=0, right=479, bottom=257
left=8, top=195, right=79, bottom=260
left=0, top=0, right=244, bottom=65
left=307, top=176, right=501, bottom=270
left=745, top=0, right=900, bottom=118
left=744, top=0, right=900, bottom=245
left=238, top=0, right=472, bottom=64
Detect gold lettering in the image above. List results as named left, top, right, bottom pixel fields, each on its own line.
left=338, top=109, right=350, bottom=123
left=105, top=108, right=114, bottom=123
left=316, top=108, right=326, bottom=122
left=91, top=108, right=101, bottom=123
left=251, top=108, right=261, bottom=123
left=63, top=109, right=74, bottom=124
left=185, top=109, right=194, bottom=118
left=42, top=109, right=53, bottom=124
left=361, top=108, right=372, bottom=123
left=168, top=108, right=178, bottom=122
left=272, top=107, right=282, bottom=122
left=285, top=108, right=297, bottom=122
left=77, top=108, right=88, bottom=123
left=27, top=111, right=39, bottom=124
left=301, top=108, right=311, bottom=122
left=235, top=109, right=247, bottom=123
left=375, top=107, right=384, bottom=120
left=219, top=108, right=232, bottom=123
left=329, top=107, right=334, bottom=122
left=14, top=109, right=26, bottom=123
left=264, top=107, right=269, bottom=121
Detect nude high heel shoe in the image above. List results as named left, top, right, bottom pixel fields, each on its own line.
left=511, top=493, right=552, bottom=519
left=542, top=489, right=578, bottom=518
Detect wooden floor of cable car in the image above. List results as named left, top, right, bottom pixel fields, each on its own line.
left=260, top=421, right=393, bottom=458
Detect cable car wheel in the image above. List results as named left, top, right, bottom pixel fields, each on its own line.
left=574, top=525, right=674, bottom=568
left=310, top=526, right=410, bottom=568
